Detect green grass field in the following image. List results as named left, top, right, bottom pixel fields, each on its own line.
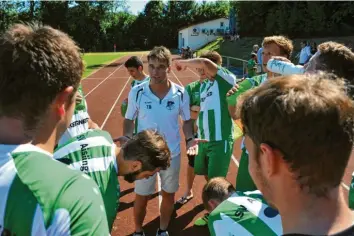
left=82, top=51, right=148, bottom=78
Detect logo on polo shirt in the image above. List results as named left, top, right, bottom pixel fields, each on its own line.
left=166, top=101, right=175, bottom=110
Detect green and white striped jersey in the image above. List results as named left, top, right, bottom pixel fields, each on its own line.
left=0, top=144, right=109, bottom=235
left=131, top=76, right=150, bottom=88
left=54, top=129, right=119, bottom=230
left=185, top=80, right=202, bottom=107
left=209, top=190, right=282, bottom=236
left=197, top=66, right=237, bottom=141
left=58, top=84, right=90, bottom=146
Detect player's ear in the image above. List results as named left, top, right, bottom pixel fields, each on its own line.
left=208, top=199, right=219, bottom=212
left=131, top=160, right=142, bottom=172
left=167, top=65, right=171, bottom=73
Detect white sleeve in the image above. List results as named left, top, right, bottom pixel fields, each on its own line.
left=180, top=90, right=191, bottom=121
left=216, top=67, right=237, bottom=86
left=125, top=89, right=139, bottom=120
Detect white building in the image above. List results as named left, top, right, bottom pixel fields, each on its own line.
left=178, top=17, right=230, bottom=51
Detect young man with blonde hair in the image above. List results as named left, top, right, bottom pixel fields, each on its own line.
left=227, top=35, right=294, bottom=192
left=122, top=46, right=196, bottom=236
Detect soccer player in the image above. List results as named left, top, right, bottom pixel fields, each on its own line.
left=177, top=51, right=223, bottom=206
left=203, top=177, right=282, bottom=236
left=0, top=23, right=109, bottom=234
left=175, top=54, right=237, bottom=226
left=227, top=36, right=294, bottom=192
left=121, top=56, right=150, bottom=117
left=122, top=46, right=196, bottom=236
left=57, top=83, right=99, bottom=146
left=239, top=73, right=354, bottom=235
left=54, top=128, right=171, bottom=230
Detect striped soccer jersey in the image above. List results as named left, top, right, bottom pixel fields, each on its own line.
left=58, top=84, right=90, bottom=146
left=198, top=66, right=237, bottom=141
left=54, top=129, right=119, bottom=230
left=209, top=190, right=282, bottom=236
left=0, top=144, right=109, bottom=235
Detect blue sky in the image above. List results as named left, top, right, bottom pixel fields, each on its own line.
left=127, top=0, right=216, bottom=15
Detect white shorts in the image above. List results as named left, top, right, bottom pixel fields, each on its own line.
left=134, top=154, right=181, bottom=196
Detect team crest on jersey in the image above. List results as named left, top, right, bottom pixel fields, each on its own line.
left=166, top=101, right=175, bottom=110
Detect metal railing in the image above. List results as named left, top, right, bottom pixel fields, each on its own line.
left=193, top=52, right=262, bottom=79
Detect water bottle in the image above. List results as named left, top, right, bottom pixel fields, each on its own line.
left=267, top=59, right=304, bottom=75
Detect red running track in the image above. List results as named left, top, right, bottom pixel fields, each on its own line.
left=81, top=54, right=352, bottom=236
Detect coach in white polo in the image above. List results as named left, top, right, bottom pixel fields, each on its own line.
left=122, top=46, right=196, bottom=236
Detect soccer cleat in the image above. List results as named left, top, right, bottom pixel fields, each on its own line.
left=133, top=231, right=145, bottom=236
left=156, top=229, right=169, bottom=236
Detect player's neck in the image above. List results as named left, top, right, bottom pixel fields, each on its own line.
left=281, top=187, right=354, bottom=235
left=0, top=117, right=33, bottom=144
left=149, top=79, right=170, bottom=96
left=136, top=72, right=148, bottom=81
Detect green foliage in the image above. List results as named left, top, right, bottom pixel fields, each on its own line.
left=233, top=1, right=354, bottom=37
left=0, top=0, right=228, bottom=52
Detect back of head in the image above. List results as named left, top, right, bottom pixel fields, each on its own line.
left=238, top=72, right=354, bottom=197
left=199, top=51, right=222, bottom=65
left=0, top=23, right=83, bottom=131
left=202, top=177, right=235, bottom=212
left=315, top=42, right=354, bottom=96
left=123, top=129, right=171, bottom=171
left=148, top=46, right=172, bottom=66
left=124, top=56, right=144, bottom=69
left=262, top=36, right=293, bottom=59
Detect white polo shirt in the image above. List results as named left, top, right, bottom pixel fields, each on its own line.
left=125, top=80, right=191, bottom=157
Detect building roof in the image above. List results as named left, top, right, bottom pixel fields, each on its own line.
left=178, top=17, right=228, bottom=32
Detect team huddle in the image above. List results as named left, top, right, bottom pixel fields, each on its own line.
left=1, top=23, right=354, bottom=236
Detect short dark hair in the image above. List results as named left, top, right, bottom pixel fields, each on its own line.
left=316, top=42, right=354, bottom=97
left=124, top=56, right=144, bottom=69
left=202, top=177, right=235, bottom=211
left=0, top=23, right=83, bottom=132
left=251, top=53, right=257, bottom=58
left=238, top=72, right=354, bottom=197
left=123, top=130, right=171, bottom=171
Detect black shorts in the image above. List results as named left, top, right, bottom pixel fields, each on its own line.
left=187, top=154, right=195, bottom=168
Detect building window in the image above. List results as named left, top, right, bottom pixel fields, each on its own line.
left=220, top=22, right=224, bottom=27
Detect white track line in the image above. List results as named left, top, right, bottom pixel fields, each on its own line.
left=100, top=76, right=131, bottom=129
left=84, top=76, right=128, bottom=80
left=188, top=68, right=200, bottom=77
left=84, top=60, right=126, bottom=98
left=100, top=54, right=145, bottom=129
left=170, top=70, right=184, bottom=86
